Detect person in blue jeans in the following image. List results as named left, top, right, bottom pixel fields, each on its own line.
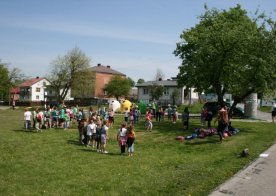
left=126, top=125, right=136, bottom=156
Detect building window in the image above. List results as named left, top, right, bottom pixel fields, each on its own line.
left=36, top=88, right=40, bottom=92
left=36, top=95, right=39, bottom=100
left=164, top=88, right=169, bottom=95
left=143, top=88, right=148, bottom=95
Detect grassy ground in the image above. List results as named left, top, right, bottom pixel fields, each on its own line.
left=0, top=109, right=276, bottom=196
left=259, top=106, right=272, bottom=113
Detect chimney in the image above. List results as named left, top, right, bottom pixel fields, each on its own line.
left=36, top=76, right=39, bottom=79
left=97, top=63, right=101, bottom=67
left=107, top=65, right=111, bottom=68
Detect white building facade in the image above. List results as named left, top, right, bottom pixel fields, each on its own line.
left=136, top=79, right=198, bottom=105
left=20, top=77, right=51, bottom=102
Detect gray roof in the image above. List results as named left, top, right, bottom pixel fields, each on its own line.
left=135, top=80, right=178, bottom=87
left=89, top=64, right=126, bottom=76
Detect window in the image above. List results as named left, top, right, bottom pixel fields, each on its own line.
left=36, top=95, right=39, bottom=100
left=143, top=88, right=148, bottom=95
left=36, top=88, right=40, bottom=92
left=164, top=88, right=169, bottom=95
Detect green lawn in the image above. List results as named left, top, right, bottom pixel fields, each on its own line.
left=0, top=109, right=276, bottom=196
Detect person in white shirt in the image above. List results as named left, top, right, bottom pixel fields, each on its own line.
left=86, top=119, right=97, bottom=147
left=24, top=108, right=32, bottom=130
left=117, top=122, right=128, bottom=154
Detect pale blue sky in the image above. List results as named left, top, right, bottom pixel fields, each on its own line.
left=0, top=0, right=275, bottom=82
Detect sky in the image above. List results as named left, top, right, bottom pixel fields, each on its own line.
left=0, top=0, right=275, bottom=82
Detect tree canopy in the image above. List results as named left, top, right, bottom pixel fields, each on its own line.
left=0, top=60, right=25, bottom=101
left=174, top=5, right=276, bottom=109
left=137, top=78, right=145, bottom=84
left=71, top=69, right=95, bottom=98
left=104, top=75, right=131, bottom=100
left=48, top=47, right=91, bottom=101
left=127, top=77, right=135, bottom=87
left=149, top=83, right=164, bottom=101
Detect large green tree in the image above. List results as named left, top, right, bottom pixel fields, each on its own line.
left=149, top=83, right=164, bottom=101
left=71, top=69, right=96, bottom=98
left=104, top=75, right=131, bottom=100
left=0, top=60, right=25, bottom=102
left=174, top=5, right=276, bottom=112
left=137, top=78, right=145, bottom=84
left=0, top=62, right=9, bottom=101
left=48, top=47, right=92, bottom=101
left=127, top=77, right=135, bottom=87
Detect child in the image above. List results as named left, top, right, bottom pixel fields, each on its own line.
left=44, top=107, right=52, bottom=129
left=129, top=109, right=134, bottom=126
left=172, top=107, right=178, bottom=124
left=23, top=108, right=32, bottom=130
left=64, top=111, right=70, bottom=130
left=124, top=108, right=129, bottom=122
left=100, top=120, right=109, bottom=154
left=86, top=119, right=96, bottom=147
left=95, top=121, right=102, bottom=152
left=145, top=110, right=153, bottom=132
left=134, top=106, right=141, bottom=124
left=167, top=105, right=172, bottom=121
left=126, top=125, right=136, bottom=156
left=51, top=106, right=58, bottom=128
left=36, top=109, right=44, bottom=132
left=117, top=122, right=128, bottom=154
left=182, top=107, right=189, bottom=130
left=200, top=107, right=207, bottom=126
left=78, top=115, right=86, bottom=145
left=108, top=109, right=114, bottom=128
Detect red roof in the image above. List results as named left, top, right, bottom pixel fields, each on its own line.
left=20, top=77, right=46, bottom=87
left=10, top=87, right=20, bottom=94
left=90, top=64, right=126, bottom=76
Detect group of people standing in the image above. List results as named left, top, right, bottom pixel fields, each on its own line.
left=23, top=104, right=137, bottom=155
left=117, top=123, right=136, bottom=156
left=76, top=107, right=136, bottom=156
left=23, top=105, right=78, bottom=132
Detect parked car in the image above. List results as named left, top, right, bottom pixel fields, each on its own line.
left=203, top=102, right=245, bottom=118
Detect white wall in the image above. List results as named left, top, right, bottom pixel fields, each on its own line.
left=137, top=86, right=198, bottom=105
left=30, top=79, right=51, bottom=101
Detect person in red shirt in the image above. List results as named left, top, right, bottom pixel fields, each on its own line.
left=145, top=110, right=153, bottom=132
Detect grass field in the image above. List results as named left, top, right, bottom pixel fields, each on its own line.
left=0, top=108, right=276, bottom=196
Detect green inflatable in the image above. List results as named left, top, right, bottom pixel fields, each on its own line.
left=139, top=100, right=147, bottom=114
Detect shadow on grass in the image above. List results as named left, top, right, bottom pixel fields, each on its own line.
left=78, top=148, right=122, bottom=156
left=67, top=139, right=83, bottom=146
left=185, top=139, right=219, bottom=145
left=12, top=129, right=40, bottom=133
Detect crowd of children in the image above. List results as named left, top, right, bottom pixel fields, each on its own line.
left=23, top=104, right=138, bottom=155
left=24, top=105, right=78, bottom=132
left=23, top=100, right=240, bottom=157
left=79, top=111, right=136, bottom=155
